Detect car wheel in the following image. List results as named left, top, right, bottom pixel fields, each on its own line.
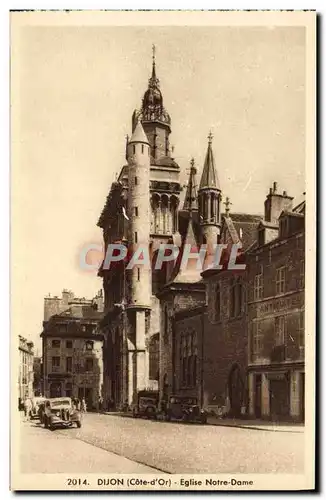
left=76, top=421, right=81, bottom=428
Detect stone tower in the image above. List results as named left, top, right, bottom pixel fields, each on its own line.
left=198, top=132, right=222, bottom=248
left=132, top=45, right=180, bottom=243
left=126, top=120, right=152, bottom=402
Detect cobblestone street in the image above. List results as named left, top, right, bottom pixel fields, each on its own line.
left=20, top=413, right=305, bottom=474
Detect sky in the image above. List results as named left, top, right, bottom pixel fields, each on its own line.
left=13, top=24, right=306, bottom=349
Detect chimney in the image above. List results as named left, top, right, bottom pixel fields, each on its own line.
left=264, top=183, right=294, bottom=223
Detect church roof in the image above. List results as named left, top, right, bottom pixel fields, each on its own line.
left=183, top=159, right=198, bottom=211
left=129, top=120, right=149, bottom=144
left=199, top=133, right=220, bottom=191
left=221, top=212, right=263, bottom=252
left=169, top=215, right=202, bottom=285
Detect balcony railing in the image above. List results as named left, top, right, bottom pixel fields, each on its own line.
left=51, top=366, right=61, bottom=373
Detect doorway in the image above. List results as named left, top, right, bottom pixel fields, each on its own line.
left=300, top=373, right=305, bottom=423
left=269, top=378, right=290, bottom=421
left=50, top=382, right=62, bottom=398
left=254, top=374, right=262, bottom=418
left=228, top=364, right=244, bottom=417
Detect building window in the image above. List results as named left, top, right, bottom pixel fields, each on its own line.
left=135, top=176, right=138, bottom=185
left=137, top=268, right=140, bottom=281
left=230, top=278, right=243, bottom=318
left=52, top=356, right=60, bottom=370
left=133, top=145, right=136, bottom=154
left=252, top=322, right=263, bottom=359
left=180, top=331, right=197, bottom=387
left=135, top=232, right=138, bottom=243
left=66, top=340, right=72, bottom=349
left=276, top=266, right=286, bottom=295
left=254, top=266, right=263, bottom=300
left=66, top=356, right=72, bottom=373
left=141, top=144, right=144, bottom=154
left=85, top=358, right=93, bottom=372
left=214, top=282, right=221, bottom=322
left=299, top=310, right=305, bottom=351
left=164, top=306, right=169, bottom=343
left=275, top=316, right=286, bottom=345
left=135, top=207, right=138, bottom=216
left=299, top=260, right=305, bottom=289
left=52, top=340, right=60, bottom=348
left=85, top=340, right=94, bottom=351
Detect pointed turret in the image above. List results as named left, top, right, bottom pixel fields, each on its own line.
left=183, top=158, right=198, bottom=212
left=198, top=132, right=222, bottom=247
left=129, top=119, right=149, bottom=145
left=199, top=131, right=220, bottom=190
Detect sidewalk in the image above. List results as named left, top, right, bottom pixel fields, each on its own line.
left=101, top=411, right=304, bottom=433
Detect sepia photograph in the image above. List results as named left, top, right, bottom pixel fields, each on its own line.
left=10, top=10, right=316, bottom=491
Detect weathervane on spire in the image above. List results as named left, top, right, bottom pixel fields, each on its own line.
left=208, top=131, right=213, bottom=145
left=152, top=43, right=156, bottom=62
left=224, top=196, right=232, bottom=216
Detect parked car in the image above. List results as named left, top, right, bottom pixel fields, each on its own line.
left=29, top=397, right=45, bottom=420
left=132, top=390, right=159, bottom=420
left=43, top=398, right=82, bottom=430
left=163, top=395, right=207, bottom=424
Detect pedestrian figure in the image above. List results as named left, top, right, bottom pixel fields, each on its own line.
left=24, top=398, right=32, bottom=420
left=81, top=398, right=87, bottom=413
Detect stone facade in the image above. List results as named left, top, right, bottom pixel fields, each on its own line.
left=19, top=336, right=34, bottom=400
left=247, top=188, right=305, bottom=422
left=41, top=292, right=104, bottom=410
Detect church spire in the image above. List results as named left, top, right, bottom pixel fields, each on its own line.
left=151, top=43, right=157, bottom=82
left=183, top=158, right=198, bottom=212
left=199, top=131, right=220, bottom=191
left=198, top=132, right=222, bottom=247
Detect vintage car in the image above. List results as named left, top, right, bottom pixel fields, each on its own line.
left=43, top=398, right=82, bottom=430
left=163, top=395, right=207, bottom=424
left=29, top=397, right=45, bottom=420
left=132, top=390, right=159, bottom=420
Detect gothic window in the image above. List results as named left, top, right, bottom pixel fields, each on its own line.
left=134, top=232, right=138, bottom=243
left=137, top=268, right=140, bottom=281
left=135, top=207, right=138, bottom=216
left=180, top=330, right=197, bottom=387
left=133, top=145, right=136, bottom=154
left=141, top=144, right=144, bottom=154
left=135, top=176, right=138, bottom=185
left=230, top=278, right=243, bottom=318
left=164, top=306, right=169, bottom=343
left=210, top=193, right=215, bottom=221
left=214, top=282, right=221, bottom=322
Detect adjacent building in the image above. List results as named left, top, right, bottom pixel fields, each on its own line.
left=19, top=336, right=34, bottom=400
left=247, top=184, right=305, bottom=422
left=33, top=356, right=43, bottom=397
left=41, top=291, right=104, bottom=410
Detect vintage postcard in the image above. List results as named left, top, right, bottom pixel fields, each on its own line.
left=11, top=10, right=316, bottom=492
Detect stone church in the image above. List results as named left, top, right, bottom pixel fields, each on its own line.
left=97, top=51, right=260, bottom=410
